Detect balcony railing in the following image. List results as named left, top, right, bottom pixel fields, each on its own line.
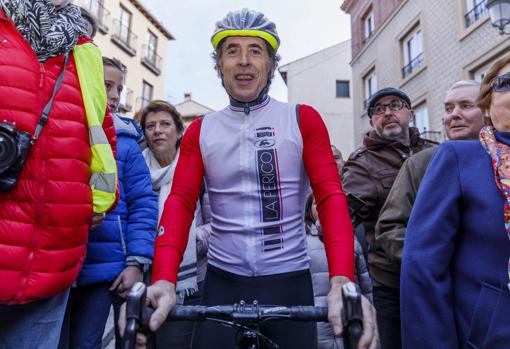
left=82, top=1, right=110, bottom=33
left=141, top=44, right=162, bottom=75
left=420, top=130, right=444, bottom=143
left=402, top=52, right=424, bottom=79
left=111, top=19, right=138, bottom=56
left=118, top=87, right=133, bottom=113
left=464, top=0, right=487, bottom=28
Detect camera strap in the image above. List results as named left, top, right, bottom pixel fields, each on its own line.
left=32, top=52, right=70, bottom=144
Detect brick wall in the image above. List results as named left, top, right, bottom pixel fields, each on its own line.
left=342, top=0, right=509, bottom=147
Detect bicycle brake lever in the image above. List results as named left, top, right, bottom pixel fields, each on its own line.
left=124, top=282, right=154, bottom=349
left=342, top=282, right=363, bottom=349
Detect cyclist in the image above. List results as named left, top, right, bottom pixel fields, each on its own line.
left=120, top=8, right=377, bottom=349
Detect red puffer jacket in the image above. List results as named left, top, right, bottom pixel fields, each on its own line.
left=0, top=10, right=117, bottom=304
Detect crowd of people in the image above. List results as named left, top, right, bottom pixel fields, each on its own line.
left=0, top=2, right=509, bottom=349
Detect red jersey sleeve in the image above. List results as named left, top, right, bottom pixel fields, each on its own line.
left=152, top=118, right=205, bottom=284
left=299, top=105, right=354, bottom=280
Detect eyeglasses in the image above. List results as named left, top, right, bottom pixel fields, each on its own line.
left=370, top=99, right=408, bottom=116
left=491, top=73, right=510, bottom=92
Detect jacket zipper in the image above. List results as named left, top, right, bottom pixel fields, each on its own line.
left=118, top=216, right=127, bottom=255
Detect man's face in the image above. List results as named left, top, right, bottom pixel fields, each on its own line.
left=443, top=85, right=484, bottom=140
left=369, top=95, right=413, bottom=140
left=217, top=36, right=273, bottom=103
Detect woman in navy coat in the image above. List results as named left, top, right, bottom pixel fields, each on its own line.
left=401, top=54, right=510, bottom=349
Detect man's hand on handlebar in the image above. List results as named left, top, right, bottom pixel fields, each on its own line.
left=118, top=280, right=176, bottom=349
left=327, top=276, right=379, bottom=349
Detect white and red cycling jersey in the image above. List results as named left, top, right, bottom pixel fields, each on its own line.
left=153, top=97, right=354, bottom=283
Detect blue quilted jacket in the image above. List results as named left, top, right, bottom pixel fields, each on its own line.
left=77, top=115, right=158, bottom=285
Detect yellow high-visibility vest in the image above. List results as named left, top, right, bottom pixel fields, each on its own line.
left=73, top=43, right=117, bottom=213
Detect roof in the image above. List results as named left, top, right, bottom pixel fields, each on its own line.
left=174, top=93, right=215, bottom=118
left=341, top=0, right=356, bottom=13
left=129, top=0, right=174, bottom=40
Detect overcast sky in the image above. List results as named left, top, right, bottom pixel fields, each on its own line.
left=140, top=0, right=351, bottom=110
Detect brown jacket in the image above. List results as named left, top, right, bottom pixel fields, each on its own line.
left=341, top=127, right=436, bottom=289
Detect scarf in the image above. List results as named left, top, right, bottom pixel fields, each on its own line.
left=0, top=0, right=86, bottom=62
left=143, top=148, right=199, bottom=302
left=479, top=126, right=510, bottom=291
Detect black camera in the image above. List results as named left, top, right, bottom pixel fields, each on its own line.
left=0, top=121, right=32, bottom=193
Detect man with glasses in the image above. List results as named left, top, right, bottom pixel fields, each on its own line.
left=373, top=80, right=484, bottom=348
left=342, top=87, right=436, bottom=349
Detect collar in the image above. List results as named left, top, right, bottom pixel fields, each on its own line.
left=494, top=130, right=510, bottom=146
left=228, top=94, right=271, bottom=115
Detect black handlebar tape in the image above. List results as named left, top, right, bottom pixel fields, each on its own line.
left=288, top=306, right=329, bottom=321
left=168, top=305, right=207, bottom=321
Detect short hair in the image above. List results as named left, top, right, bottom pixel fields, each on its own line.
left=80, top=7, right=98, bottom=38
left=445, top=80, right=480, bottom=96
left=477, top=54, right=510, bottom=114
left=139, top=100, right=184, bottom=135
left=102, top=56, right=125, bottom=74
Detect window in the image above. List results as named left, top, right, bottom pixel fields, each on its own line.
left=111, top=6, right=137, bottom=55
left=336, top=80, right=350, bottom=98
left=363, top=11, right=375, bottom=41
left=363, top=71, right=377, bottom=110
left=413, top=104, right=430, bottom=133
left=464, top=0, right=488, bottom=28
left=84, top=0, right=101, bottom=19
left=119, top=86, right=133, bottom=112
left=141, top=81, right=153, bottom=109
left=145, top=31, right=158, bottom=64
left=119, top=7, right=132, bottom=44
left=401, top=27, right=424, bottom=78
left=472, top=58, right=497, bottom=82
left=142, top=30, right=161, bottom=75
left=83, top=0, right=109, bottom=31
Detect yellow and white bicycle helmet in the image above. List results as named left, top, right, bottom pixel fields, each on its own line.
left=211, top=8, right=280, bottom=51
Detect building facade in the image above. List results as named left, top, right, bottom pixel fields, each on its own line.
left=174, top=93, right=215, bottom=127
left=279, top=40, right=355, bottom=156
left=75, top=0, right=173, bottom=117
left=341, top=0, right=509, bottom=146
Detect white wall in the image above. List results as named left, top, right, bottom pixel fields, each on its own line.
left=280, top=40, right=355, bottom=157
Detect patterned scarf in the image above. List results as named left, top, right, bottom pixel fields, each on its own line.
left=479, top=125, right=510, bottom=291
left=0, top=0, right=86, bottom=62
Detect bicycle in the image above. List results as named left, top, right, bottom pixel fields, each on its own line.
left=123, top=281, right=363, bottom=349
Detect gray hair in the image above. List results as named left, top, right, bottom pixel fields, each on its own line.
left=446, top=80, right=480, bottom=96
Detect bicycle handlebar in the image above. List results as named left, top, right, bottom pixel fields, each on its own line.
left=123, top=282, right=363, bottom=349
left=168, top=302, right=329, bottom=322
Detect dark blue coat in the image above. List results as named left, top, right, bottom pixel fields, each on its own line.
left=77, top=116, right=158, bottom=285
left=401, top=135, right=510, bottom=349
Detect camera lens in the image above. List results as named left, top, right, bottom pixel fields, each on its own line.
left=0, top=132, right=17, bottom=174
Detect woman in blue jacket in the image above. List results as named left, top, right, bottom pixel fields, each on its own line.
left=59, top=57, right=158, bottom=349
left=401, top=55, right=510, bottom=348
